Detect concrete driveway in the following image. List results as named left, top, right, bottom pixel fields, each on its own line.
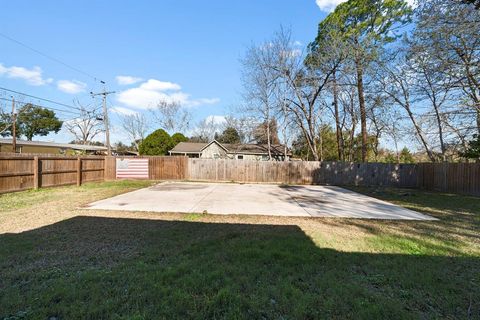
left=86, top=182, right=435, bottom=220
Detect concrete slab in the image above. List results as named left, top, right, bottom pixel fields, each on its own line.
left=85, top=182, right=436, bottom=220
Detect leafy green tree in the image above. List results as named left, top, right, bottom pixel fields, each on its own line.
left=310, top=0, right=411, bottom=162
left=399, top=147, right=415, bottom=163
left=139, top=129, right=172, bottom=155
left=17, top=104, right=63, bottom=140
left=461, top=135, right=480, bottom=160
left=1, top=104, right=63, bottom=140
left=292, top=126, right=342, bottom=161
left=171, top=132, right=188, bottom=147
left=216, top=127, right=241, bottom=144
left=0, top=112, right=13, bottom=137
left=114, top=141, right=137, bottom=154
left=383, top=147, right=415, bottom=163
left=320, top=126, right=340, bottom=161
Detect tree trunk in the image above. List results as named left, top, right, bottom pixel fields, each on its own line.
left=355, top=56, right=368, bottom=162
left=405, top=103, right=436, bottom=162
left=433, top=103, right=446, bottom=162
left=332, top=71, right=344, bottom=161
left=477, top=108, right=480, bottom=136
left=266, top=120, right=272, bottom=160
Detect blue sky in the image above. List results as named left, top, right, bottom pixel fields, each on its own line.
left=0, top=0, right=336, bottom=143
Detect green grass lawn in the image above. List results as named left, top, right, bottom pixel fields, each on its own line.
left=0, top=182, right=479, bottom=319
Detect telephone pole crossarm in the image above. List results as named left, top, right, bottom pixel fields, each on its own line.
left=90, top=90, right=116, bottom=156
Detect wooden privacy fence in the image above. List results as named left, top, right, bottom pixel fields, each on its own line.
left=187, top=159, right=419, bottom=188
left=417, top=162, right=480, bottom=196
left=132, top=157, right=478, bottom=196
left=104, top=156, right=188, bottom=180
left=2, top=154, right=479, bottom=196
left=187, top=159, right=479, bottom=195
left=0, top=154, right=105, bottom=194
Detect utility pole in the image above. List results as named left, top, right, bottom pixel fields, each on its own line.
left=90, top=87, right=115, bottom=156
left=11, top=96, right=16, bottom=153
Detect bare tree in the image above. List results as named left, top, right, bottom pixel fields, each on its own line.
left=240, top=38, right=281, bottom=159
left=191, top=116, right=222, bottom=142
left=375, top=53, right=437, bottom=162
left=121, top=113, right=150, bottom=151
left=223, top=115, right=259, bottom=143
left=151, top=100, right=192, bottom=134
left=239, top=28, right=340, bottom=160
left=415, top=0, right=480, bottom=135
left=65, top=101, right=103, bottom=145
left=276, top=28, right=343, bottom=161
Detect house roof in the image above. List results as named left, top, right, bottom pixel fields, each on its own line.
left=170, top=142, right=207, bottom=153
left=223, top=143, right=291, bottom=156
left=0, top=139, right=108, bottom=151
left=170, top=140, right=291, bottom=156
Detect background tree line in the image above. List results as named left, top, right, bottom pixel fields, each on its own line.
left=239, top=0, right=480, bottom=162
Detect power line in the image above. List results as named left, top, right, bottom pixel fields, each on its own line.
left=0, top=86, right=84, bottom=111
left=0, top=97, right=80, bottom=116
left=0, top=32, right=102, bottom=82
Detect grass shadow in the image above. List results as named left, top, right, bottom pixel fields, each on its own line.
left=0, top=216, right=479, bottom=319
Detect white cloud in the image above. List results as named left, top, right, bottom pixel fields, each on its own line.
left=315, top=0, right=415, bottom=12
left=116, top=78, right=219, bottom=109
left=0, top=63, right=53, bottom=86
left=116, top=75, right=143, bottom=85
left=56, top=80, right=87, bottom=94
left=139, top=79, right=181, bottom=91
left=111, top=106, right=138, bottom=116
left=315, top=0, right=345, bottom=12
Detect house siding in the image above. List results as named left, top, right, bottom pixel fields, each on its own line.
left=200, top=143, right=228, bottom=159
left=0, top=144, right=63, bottom=154
left=170, top=140, right=290, bottom=161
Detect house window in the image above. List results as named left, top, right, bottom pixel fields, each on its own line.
left=237, top=155, right=243, bottom=160
left=213, top=153, right=220, bottom=159
left=261, top=155, right=269, bottom=161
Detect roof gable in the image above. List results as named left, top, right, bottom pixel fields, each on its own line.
left=200, top=140, right=229, bottom=152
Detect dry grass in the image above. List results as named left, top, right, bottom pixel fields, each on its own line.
left=0, top=181, right=479, bottom=319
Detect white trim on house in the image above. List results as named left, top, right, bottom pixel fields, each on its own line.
left=200, top=140, right=229, bottom=153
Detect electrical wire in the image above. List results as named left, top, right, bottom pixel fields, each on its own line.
left=0, top=86, right=83, bottom=111
left=0, top=97, right=81, bottom=116
left=0, top=32, right=102, bottom=83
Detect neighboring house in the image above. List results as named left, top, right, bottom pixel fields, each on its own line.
left=169, top=140, right=291, bottom=161
left=0, top=139, right=108, bottom=155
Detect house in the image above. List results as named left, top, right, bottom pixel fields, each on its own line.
left=169, top=140, right=291, bottom=161
left=0, top=138, right=108, bottom=155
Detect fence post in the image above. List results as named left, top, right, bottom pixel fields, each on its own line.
left=76, top=157, right=82, bottom=186
left=33, top=156, right=40, bottom=190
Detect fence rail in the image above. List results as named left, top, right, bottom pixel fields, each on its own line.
left=1, top=154, right=479, bottom=196
left=0, top=155, right=105, bottom=194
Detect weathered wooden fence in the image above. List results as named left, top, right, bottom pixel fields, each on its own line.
left=416, top=162, right=480, bottom=196
left=2, top=154, right=479, bottom=196
left=105, top=157, right=480, bottom=195
left=187, top=159, right=419, bottom=187
left=0, top=154, right=105, bottom=194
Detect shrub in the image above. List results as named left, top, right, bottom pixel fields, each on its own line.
left=139, top=129, right=172, bottom=155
